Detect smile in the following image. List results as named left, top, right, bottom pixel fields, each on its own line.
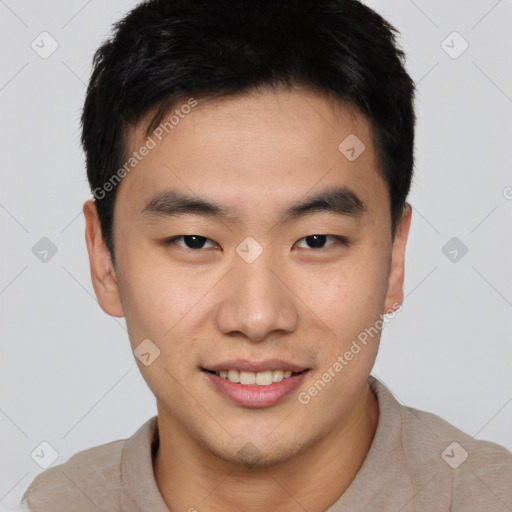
left=204, top=368, right=306, bottom=386
left=201, top=368, right=310, bottom=408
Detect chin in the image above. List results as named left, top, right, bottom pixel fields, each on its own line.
left=209, top=433, right=310, bottom=469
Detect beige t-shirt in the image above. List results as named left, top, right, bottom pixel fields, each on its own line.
left=21, top=376, right=512, bottom=511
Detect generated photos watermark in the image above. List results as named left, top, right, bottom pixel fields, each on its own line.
left=298, top=302, right=403, bottom=405
left=93, top=97, right=198, bottom=200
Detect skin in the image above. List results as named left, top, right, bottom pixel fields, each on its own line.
left=83, top=85, right=412, bottom=511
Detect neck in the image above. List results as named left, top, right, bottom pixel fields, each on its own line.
left=154, top=381, right=379, bottom=512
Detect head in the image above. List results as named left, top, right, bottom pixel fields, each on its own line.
left=83, top=0, right=414, bottom=467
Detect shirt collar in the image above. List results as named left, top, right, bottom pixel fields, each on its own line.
left=326, top=375, right=411, bottom=510
left=121, top=414, right=170, bottom=511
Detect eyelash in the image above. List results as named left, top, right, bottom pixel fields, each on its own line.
left=162, top=234, right=349, bottom=251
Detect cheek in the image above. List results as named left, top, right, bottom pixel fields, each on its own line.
left=115, top=243, right=180, bottom=342
left=296, top=247, right=390, bottom=343
left=115, top=251, right=203, bottom=395
left=116, top=243, right=216, bottom=362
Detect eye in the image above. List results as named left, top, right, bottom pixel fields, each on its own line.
left=294, top=234, right=348, bottom=250
left=162, top=234, right=349, bottom=252
left=164, top=235, right=218, bottom=250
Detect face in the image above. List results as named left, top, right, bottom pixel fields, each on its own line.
left=84, top=86, right=411, bottom=467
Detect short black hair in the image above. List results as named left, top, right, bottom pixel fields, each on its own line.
left=81, top=0, right=416, bottom=265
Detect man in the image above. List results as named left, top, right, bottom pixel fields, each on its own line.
left=21, top=0, right=512, bottom=510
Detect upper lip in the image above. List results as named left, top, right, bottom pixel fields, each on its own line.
left=202, top=359, right=310, bottom=373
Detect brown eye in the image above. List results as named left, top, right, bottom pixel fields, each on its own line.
left=164, top=235, right=217, bottom=250
left=295, top=235, right=348, bottom=250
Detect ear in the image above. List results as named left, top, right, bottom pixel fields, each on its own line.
left=384, top=203, right=412, bottom=314
left=83, top=199, right=124, bottom=317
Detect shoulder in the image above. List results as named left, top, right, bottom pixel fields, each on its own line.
left=402, top=403, right=512, bottom=509
left=21, top=437, right=126, bottom=512
left=404, top=404, right=512, bottom=467
left=369, top=377, right=512, bottom=510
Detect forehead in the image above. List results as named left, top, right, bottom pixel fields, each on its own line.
left=117, top=86, right=388, bottom=225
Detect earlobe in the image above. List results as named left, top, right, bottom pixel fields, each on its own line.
left=83, top=200, right=124, bottom=318
left=384, top=203, right=412, bottom=314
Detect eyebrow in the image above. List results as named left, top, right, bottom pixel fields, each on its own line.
left=141, top=185, right=367, bottom=225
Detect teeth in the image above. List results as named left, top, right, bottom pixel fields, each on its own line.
left=227, top=369, right=239, bottom=383
left=256, top=371, right=272, bottom=385
left=273, top=370, right=283, bottom=382
left=215, top=369, right=297, bottom=385
left=240, top=371, right=256, bottom=385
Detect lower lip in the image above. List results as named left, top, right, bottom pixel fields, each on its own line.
left=202, top=370, right=309, bottom=408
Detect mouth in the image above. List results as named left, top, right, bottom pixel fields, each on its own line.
left=201, top=368, right=308, bottom=386
left=200, top=365, right=311, bottom=408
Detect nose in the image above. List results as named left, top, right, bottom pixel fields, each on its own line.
left=215, top=251, right=299, bottom=342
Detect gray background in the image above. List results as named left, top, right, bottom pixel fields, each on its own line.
left=1, top=0, right=511, bottom=509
